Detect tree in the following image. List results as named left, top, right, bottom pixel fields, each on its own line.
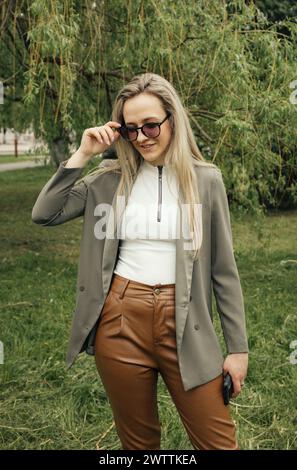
left=1, top=0, right=296, bottom=210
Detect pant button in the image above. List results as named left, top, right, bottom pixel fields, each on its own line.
left=154, top=288, right=160, bottom=294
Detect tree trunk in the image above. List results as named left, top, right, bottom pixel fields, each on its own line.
left=14, top=131, right=18, bottom=158
left=48, top=133, right=70, bottom=168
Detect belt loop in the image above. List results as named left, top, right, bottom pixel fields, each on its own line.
left=119, top=278, right=130, bottom=299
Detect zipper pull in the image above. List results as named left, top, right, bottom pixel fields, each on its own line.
left=157, top=166, right=163, bottom=222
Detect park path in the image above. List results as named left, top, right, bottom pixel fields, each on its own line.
left=0, top=160, right=45, bottom=171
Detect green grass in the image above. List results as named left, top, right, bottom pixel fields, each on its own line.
left=0, top=165, right=296, bottom=450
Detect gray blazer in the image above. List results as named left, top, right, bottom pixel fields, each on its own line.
left=31, top=159, right=249, bottom=392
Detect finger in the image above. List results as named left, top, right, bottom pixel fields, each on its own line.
left=88, top=129, right=103, bottom=144
left=106, top=122, right=122, bottom=137
left=112, top=130, right=120, bottom=140
left=100, top=128, right=113, bottom=145
left=232, top=378, right=242, bottom=397
left=107, top=121, right=122, bottom=129
left=94, top=129, right=103, bottom=143
left=232, top=385, right=243, bottom=398
left=104, top=126, right=117, bottom=143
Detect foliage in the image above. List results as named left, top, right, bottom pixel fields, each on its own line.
left=0, top=0, right=297, bottom=210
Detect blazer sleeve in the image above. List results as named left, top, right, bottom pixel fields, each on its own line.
left=31, top=159, right=87, bottom=226
left=211, top=168, right=249, bottom=353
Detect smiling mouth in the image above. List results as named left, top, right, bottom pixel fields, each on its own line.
left=141, top=144, right=155, bottom=149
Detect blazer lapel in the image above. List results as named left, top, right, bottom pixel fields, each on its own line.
left=174, top=214, right=195, bottom=350
left=102, top=188, right=121, bottom=296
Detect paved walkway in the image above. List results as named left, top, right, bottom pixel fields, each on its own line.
left=0, top=160, right=46, bottom=171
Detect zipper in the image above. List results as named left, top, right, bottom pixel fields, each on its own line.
left=157, top=166, right=163, bottom=222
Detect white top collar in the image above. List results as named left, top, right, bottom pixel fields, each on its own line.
left=141, top=158, right=167, bottom=174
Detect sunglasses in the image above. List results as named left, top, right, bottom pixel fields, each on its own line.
left=119, top=112, right=171, bottom=142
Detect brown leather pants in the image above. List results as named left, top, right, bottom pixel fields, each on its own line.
left=94, top=273, right=239, bottom=450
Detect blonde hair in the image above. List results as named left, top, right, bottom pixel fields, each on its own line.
left=77, top=72, right=218, bottom=260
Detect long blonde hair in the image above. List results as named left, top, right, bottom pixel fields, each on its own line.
left=77, top=72, right=218, bottom=260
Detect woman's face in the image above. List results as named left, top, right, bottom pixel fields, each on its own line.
left=122, top=93, right=172, bottom=166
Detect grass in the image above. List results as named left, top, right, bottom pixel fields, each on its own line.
left=0, top=164, right=296, bottom=450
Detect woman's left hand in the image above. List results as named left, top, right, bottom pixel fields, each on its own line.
left=223, top=352, right=248, bottom=398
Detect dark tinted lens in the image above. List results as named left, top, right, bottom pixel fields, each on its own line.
left=120, top=126, right=137, bottom=141
left=143, top=123, right=160, bottom=138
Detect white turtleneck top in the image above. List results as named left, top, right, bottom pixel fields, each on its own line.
left=113, top=158, right=180, bottom=285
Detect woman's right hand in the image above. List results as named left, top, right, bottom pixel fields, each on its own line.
left=77, top=121, right=122, bottom=160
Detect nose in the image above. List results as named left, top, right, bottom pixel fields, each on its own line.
left=136, top=128, right=149, bottom=144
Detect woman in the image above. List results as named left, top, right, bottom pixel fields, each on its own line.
left=32, top=72, right=249, bottom=450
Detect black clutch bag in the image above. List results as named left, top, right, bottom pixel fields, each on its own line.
left=223, top=373, right=234, bottom=405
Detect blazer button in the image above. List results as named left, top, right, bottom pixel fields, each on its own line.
left=194, top=324, right=200, bottom=330
left=79, top=286, right=85, bottom=291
